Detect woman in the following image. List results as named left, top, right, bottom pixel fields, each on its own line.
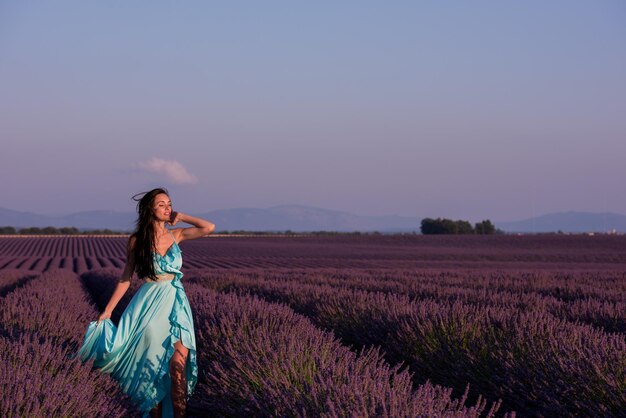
left=76, top=188, right=215, bottom=418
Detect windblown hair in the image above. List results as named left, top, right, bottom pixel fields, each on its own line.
left=130, top=187, right=169, bottom=281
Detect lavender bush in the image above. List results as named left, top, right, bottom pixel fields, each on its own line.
left=0, top=333, right=135, bottom=418
left=191, top=268, right=626, bottom=334
left=0, top=268, right=39, bottom=297
left=189, top=269, right=626, bottom=416
left=188, top=283, right=504, bottom=418
left=0, top=269, right=140, bottom=417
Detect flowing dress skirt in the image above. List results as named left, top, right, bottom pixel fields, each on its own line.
left=77, top=277, right=198, bottom=418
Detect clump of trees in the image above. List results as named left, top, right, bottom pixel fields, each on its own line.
left=420, top=218, right=498, bottom=235
left=475, top=220, right=497, bottom=234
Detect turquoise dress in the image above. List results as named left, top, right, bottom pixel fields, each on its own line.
left=76, top=229, right=198, bottom=417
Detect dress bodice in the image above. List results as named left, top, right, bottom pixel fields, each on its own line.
left=150, top=229, right=183, bottom=280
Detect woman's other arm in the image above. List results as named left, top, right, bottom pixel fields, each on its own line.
left=97, top=236, right=135, bottom=324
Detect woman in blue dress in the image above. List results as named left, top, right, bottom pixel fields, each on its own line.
left=77, top=188, right=215, bottom=418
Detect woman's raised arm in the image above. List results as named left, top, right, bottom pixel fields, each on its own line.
left=170, top=212, right=215, bottom=242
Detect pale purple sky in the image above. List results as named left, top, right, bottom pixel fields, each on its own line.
left=1, top=1, right=625, bottom=222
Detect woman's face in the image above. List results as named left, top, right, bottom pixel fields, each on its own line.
left=152, top=193, right=172, bottom=222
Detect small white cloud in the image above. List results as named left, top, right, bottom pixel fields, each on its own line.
left=135, top=157, right=198, bottom=185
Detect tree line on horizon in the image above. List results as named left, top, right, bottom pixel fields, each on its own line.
left=0, top=226, right=401, bottom=236
left=2, top=220, right=501, bottom=236
left=1, top=223, right=497, bottom=235
left=420, top=218, right=501, bottom=235
left=0, top=226, right=127, bottom=235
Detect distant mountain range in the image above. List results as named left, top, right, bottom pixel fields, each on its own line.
left=495, top=211, right=626, bottom=233
left=1, top=205, right=624, bottom=233
left=0, top=204, right=419, bottom=233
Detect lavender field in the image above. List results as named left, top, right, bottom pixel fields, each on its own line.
left=1, top=234, right=625, bottom=417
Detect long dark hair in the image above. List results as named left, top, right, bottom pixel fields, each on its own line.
left=130, top=187, right=170, bottom=281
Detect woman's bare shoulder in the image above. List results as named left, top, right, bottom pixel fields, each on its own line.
left=170, top=228, right=183, bottom=243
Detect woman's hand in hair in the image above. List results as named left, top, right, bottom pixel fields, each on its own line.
left=168, top=211, right=182, bottom=226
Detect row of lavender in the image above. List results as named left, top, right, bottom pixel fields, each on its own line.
left=0, top=256, right=123, bottom=274
left=0, top=268, right=40, bottom=297
left=233, top=268, right=626, bottom=302
left=196, top=268, right=626, bottom=333
left=0, top=268, right=139, bottom=417
left=186, top=268, right=626, bottom=417
left=82, top=268, right=506, bottom=417
left=1, top=254, right=425, bottom=273
left=0, top=236, right=126, bottom=257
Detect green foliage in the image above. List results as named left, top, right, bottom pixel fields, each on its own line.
left=421, top=217, right=496, bottom=235
left=474, top=220, right=496, bottom=235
